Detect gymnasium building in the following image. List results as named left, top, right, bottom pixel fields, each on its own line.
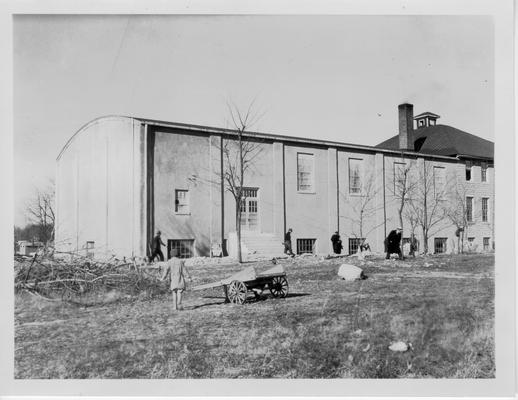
left=55, top=103, right=494, bottom=259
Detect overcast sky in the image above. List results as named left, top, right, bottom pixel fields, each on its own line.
left=13, top=14, right=494, bottom=226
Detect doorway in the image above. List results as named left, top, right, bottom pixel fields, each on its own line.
left=240, top=187, right=259, bottom=231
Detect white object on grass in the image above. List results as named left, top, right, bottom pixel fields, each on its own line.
left=337, top=264, right=364, bottom=281
left=388, top=341, right=409, bottom=352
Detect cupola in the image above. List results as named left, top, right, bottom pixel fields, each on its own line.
left=414, top=112, right=440, bottom=129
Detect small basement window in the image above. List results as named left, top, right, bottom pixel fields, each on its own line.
left=168, top=239, right=194, bottom=259
left=348, top=238, right=364, bottom=255
left=297, top=238, right=316, bottom=255
left=434, top=238, right=447, bottom=254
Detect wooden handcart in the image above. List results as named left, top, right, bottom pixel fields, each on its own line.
left=192, top=264, right=289, bottom=304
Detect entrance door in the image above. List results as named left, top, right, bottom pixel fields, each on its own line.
left=240, top=187, right=259, bottom=231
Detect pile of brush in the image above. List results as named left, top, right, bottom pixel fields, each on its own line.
left=14, top=252, right=166, bottom=302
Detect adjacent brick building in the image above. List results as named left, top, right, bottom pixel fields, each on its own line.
left=55, top=103, right=494, bottom=259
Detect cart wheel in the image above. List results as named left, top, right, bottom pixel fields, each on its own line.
left=228, top=280, right=247, bottom=304
left=269, top=276, right=289, bottom=298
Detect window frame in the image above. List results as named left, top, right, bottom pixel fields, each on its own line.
left=393, top=161, right=408, bottom=195
left=168, top=239, right=195, bottom=259
left=481, top=197, right=489, bottom=222
left=465, top=161, right=472, bottom=182
left=433, top=166, right=446, bottom=199
left=296, top=238, right=316, bottom=255
left=348, top=158, right=364, bottom=195
left=174, top=189, right=190, bottom=214
left=348, top=237, right=365, bottom=255
left=434, top=237, right=447, bottom=254
left=297, top=152, right=315, bottom=193
left=481, top=162, right=488, bottom=183
left=466, top=196, right=474, bottom=223
left=86, top=241, right=95, bottom=258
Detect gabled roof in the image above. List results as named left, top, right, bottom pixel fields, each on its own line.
left=375, top=124, right=494, bottom=160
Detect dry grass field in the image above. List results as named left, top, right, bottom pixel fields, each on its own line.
left=14, top=253, right=494, bottom=378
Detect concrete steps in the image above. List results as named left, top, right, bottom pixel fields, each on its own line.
left=240, top=232, right=285, bottom=258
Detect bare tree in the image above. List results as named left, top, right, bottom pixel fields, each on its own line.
left=406, top=162, right=449, bottom=254
left=222, top=101, right=264, bottom=263
left=403, top=206, right=419, bottom=255
left=390, top=157, right=418, bottom=258
left=342, top=172, right=383, bottom=249
left=445, top=180, right=472, bottom=254
left=25, top=181, right=55, bottom=244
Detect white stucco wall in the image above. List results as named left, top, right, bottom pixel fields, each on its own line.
left=55, top=116, right=147, bottom=259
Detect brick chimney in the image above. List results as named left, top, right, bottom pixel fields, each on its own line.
left=398, top=103, right=414, bottom=151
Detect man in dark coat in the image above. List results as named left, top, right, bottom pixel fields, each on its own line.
left=385, top=227, right=402, bottom=259
left=330, top=231, right=343, bottom=254
left=284, top=228, right=294, bottom=257
left=151, top=230, right=166, bottom=262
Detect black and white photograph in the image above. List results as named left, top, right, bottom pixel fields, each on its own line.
left=1, top=0, right=515, bottom=398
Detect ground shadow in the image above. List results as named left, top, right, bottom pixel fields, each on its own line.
left=190, top=292, right=311, bottom=308
left=189, top=300, right=227, bottom=310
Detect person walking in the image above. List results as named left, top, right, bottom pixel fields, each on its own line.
left=284, top=228, right=294, bottom=257
left=330, top=231, right=343, bottom=254
left=385, top=227, right=402, bottom=259
left=150, top=230, right=165, bottom=262
left=160, top=248, right=191, bottom=310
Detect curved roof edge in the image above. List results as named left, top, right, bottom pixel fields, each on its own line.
left=57, top=114, right=463, bottom=164
left=56, top=115, right=136, bottom=161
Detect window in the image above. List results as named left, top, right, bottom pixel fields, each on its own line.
left=481, top=197, right=488, bottom=222
left=433, top=166, right=446, bottom=198
left=348, top=238, right=364, bottom=255
left=483, top=237, right=490, bottom=251
left=348, top=158, right=363, bottom=194
left=175, top=189, right=190, bottom=214
left=434, top=238, right=447, bottom=254
left=86, top=241, right=95, bottom=258
left=297, top=153, right=314, bottom=192
left=297, top=238, right=316, bottom=254
left=481, top=162, right=487, bottom=182
left=468, top=237, right=475, bottom=244
left=394, top=162, right=408, bottom=194
left=466, top=196, right=473, bottom=222
left=465, top=161, right=472, bottom=181
left=168, top=239, right=194, bottom=259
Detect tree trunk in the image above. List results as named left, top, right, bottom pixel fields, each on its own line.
left=237, top=130, right=244, bottom=263
left=236, top=206, right=242, bottom=263
left=422, top=226, right=428, bottom=254
left=398, top=210, right=404, bottom=259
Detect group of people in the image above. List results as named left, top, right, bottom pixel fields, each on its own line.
left=150, top=224, right=418, bottom=311
left=384, top=227, right=418, bottom=259
left=330, top=227, right=417, bottom=259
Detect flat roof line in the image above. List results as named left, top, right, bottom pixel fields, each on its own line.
left=136, top=117, right=461, bottom=162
